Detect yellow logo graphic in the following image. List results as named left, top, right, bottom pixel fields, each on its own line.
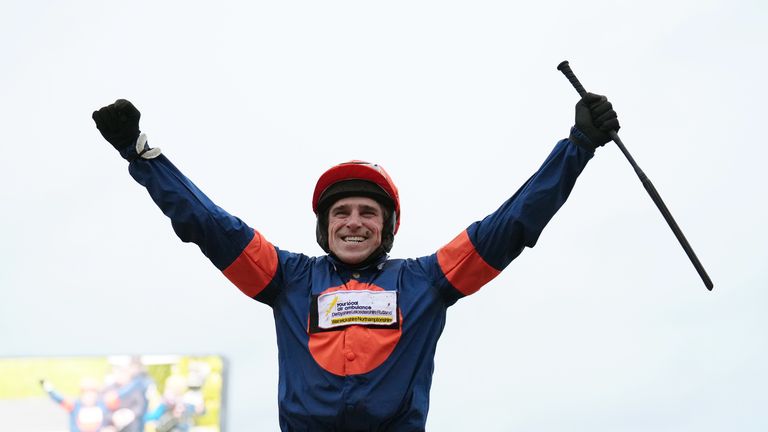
left=325, top=295, right=339, bottom=318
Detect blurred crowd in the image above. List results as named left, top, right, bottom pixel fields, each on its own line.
left=40, top=356, right=208, bottom=432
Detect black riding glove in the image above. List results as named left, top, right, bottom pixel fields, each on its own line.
left=92, top=99, right=141, bottom=151
left=93, top=99, right=160, bottom=161
left=570, top=92, right=620, bottom=151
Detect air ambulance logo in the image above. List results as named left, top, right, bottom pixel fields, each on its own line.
left=318, top=290, right=397, bottom=330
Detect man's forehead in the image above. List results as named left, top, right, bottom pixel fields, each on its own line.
left=330, top=196, right=382, bottom=210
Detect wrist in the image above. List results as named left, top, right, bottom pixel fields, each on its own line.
left=118, top=133, right=162, bottom=162
left=569, top=126, right=597, bottom=152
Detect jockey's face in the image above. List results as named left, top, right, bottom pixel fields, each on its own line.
left=327, top=197, right=384, bottom=265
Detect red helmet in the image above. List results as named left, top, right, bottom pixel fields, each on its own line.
left=313, top=161, right=400, bottom=254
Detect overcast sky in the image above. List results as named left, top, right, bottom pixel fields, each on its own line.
left=1, top=1, right=766, bottom=430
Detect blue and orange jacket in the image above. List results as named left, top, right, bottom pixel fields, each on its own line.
left=125, top=130, right=593, bottom=431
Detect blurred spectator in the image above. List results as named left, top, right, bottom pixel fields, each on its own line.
left=103, top=356, right=157, bottom=432
left=40, top=377, right=118, bottom=432
left=144, top=375, right=205, bottom=432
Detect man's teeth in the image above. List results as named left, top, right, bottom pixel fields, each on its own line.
left=344, top=236, right=366, bottom=243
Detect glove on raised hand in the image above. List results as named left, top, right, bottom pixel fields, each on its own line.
left=39, top=379, right=54, bottom=392
left=93, top=99, right=160, bottom=161
left=92, top=99, right=141, bottom=151
left=570, top=92, right=620, bottom=151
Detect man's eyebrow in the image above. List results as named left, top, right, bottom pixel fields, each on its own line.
left=330, top=203, right=380, bottom=213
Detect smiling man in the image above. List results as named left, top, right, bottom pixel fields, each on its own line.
left=93, top=93, right=618, bottom=431
left=326, top=197, right=385, bottom=264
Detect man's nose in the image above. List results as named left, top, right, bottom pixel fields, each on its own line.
left=345, top=212, right=363, bottom=228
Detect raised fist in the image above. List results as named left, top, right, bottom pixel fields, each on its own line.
left=92, top=99, right=141, bottom=151
left=571, top=92, right=620, bottom=151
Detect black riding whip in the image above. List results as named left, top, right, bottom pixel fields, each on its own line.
left=557, top=60, right=713, bottom=291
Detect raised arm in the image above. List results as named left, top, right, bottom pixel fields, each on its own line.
left=92, top=100, right=279, bottom=302
left=435, top=93, right=619, bottom=298
left=40, top=379, right=74, bottom=412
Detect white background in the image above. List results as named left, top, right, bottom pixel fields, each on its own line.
left=1, top=1, right=766, bottom=430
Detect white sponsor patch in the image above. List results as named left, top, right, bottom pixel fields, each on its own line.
left=317, top=290, right=398, bottom=329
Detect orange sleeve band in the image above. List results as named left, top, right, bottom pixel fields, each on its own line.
left=103, top=390, right=120, bottom=410
left=62, top=399, right=75, bottom=412
left=437, top=230, right=500, bottom=296
left=222, top=230, right=279, bottom=298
